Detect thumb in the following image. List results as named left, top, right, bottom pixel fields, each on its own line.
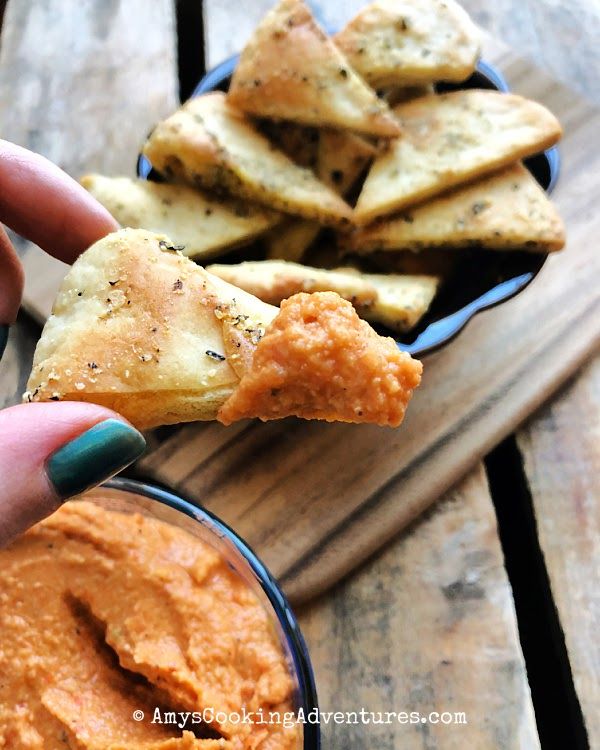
left=0, top=402, right=145, bottom=547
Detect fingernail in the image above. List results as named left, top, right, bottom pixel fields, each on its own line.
left=0, top=325, right=8, bottom=361
left=47, top=418, right=146, bottom=500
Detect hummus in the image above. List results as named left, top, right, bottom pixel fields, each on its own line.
left=0, top=502, right=301, bottom=750
left=218, top=291, right=422, bottom=426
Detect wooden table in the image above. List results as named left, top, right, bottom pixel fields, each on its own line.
left=0, top=1, right=598, bottom=748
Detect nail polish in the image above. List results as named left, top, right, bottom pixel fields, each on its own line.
left=46, top=418, right=146, bottom=500
left=0, top=325, right=8, bottom=361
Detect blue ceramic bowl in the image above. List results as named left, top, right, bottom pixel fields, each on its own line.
left=85, top=477, right=320, bottom=749
left=138, top=58, right=560, bottom=357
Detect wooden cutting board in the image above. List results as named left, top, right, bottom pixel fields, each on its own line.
left=19, top=35, right=600, bottom=605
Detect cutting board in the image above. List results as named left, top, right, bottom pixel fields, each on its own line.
left=18, top=35, right=600, bottom=605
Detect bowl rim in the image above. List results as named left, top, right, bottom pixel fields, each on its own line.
left=101, top=476, right=321, bottom=749
left=137, top=56, right=560, bottom=358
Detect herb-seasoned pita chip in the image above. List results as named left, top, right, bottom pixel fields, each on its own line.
left=349, top=163, right=566, bottom=253
left=265, top=131, right=375, bottom=261
left=347, top=269, right=440, bottom=331
left=143, top=92, right=353, bottom=226
left=335, top=0, right=481, bottom=88
left=355, top=90, right=562, bottom=224
left=227, top=0, right=401, bottom=138
left=25, top=229, right=421, bottom=429
left=207, top=260, right=378, bottom=307
left=208, top=260, right=437, bottom=332
left=25, top=229, right=278, bottom=429
left=80, top=175, right=282, bottom=261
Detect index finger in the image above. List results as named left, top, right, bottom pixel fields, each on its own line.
left=0, top=139, right=118, bottom=265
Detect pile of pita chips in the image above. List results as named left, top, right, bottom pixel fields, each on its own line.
left=76, top=0, right=565, bottom=357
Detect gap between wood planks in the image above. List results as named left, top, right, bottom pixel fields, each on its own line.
left=486, top=438, right=590, bottom=749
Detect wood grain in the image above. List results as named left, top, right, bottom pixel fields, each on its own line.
left=0, top=0, right=179, bottom=324
left=299, top=465, right=540, bottom=749
left=517, top=357, right=600, bottom=747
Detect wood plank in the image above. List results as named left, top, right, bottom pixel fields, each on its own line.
left=298, top=465, right=540, bottom=749
left=133, top=20, right=600, bottom=604
left=517, top=357, right=600, bottom=747
left=460, top=2, right=600, bottom=743
left=0, top=0, right=179, bottom=323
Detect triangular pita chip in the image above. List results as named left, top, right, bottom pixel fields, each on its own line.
left=227, top=0, right=401, bottom=138
left=206, top=260, right=378, bottom=307
left=81, top=175, right=282, bottom=261
left=355, top=90, right=562, bottom=224
left=334, top=0, right=481, bottom=87
left=25, top=229, right=422, bottom=429
left=265, top=130, right=375, bottom=261
left=25, top=228, right=278, bottom=429
left=349, top=163, right=566, bottom=253
left=208, top=260, right=438, bottom=332
left=143, top=92, right=353, bottom=226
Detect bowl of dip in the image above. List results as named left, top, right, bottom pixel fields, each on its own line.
left=0, top=477, right=319, bottom=749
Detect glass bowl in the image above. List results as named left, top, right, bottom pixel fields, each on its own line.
left=138, top=57, right=560, bottom=358
left=83, top=476, right=320, bottom=749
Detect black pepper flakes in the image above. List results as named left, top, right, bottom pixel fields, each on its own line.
left=159, top=239, right=186, bottom=252
left=338, top=67, right=348, bottom=78
left=205, top=350, right=226, bottom=362
left=172, top=279, right=183, bottom=291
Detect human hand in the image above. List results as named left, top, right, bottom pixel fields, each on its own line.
left=0, top=140, right=146, bottom=547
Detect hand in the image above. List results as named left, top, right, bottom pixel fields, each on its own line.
left=0, top=140, right=146, bottom=547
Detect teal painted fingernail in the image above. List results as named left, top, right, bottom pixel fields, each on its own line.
left=47, top=419, right=146, bottom=500
left=0, top=326, right=8, bottom=361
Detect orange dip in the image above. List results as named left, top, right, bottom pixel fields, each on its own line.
left=0, top=503, right=300, bottom=750
left=218, top=292, right=422, bottom=426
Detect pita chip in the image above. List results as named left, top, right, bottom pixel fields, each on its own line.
left=335, top=0, right=481, bottom=88
left=349, top=163, right=566, bottom=253
left=25, top=229, right=278, bottom=430
left=227, top=0, right=401, bottom=138
left=207, top=260, right=378, bottom=307
left=81, top=175, right=282, bottom=261
left=355, top=90, right=562, bottom=224
left=143, top=92, right=353, bottom=226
